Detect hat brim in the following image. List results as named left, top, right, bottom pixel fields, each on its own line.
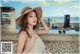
left=15, top=7, right=42, bottom=27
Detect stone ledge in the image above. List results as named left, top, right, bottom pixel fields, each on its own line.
left=1, top=35, right=18, bottom=41
left=39, top=34, right=79, bottom=41
left=1, top=34, right=79, bottom=41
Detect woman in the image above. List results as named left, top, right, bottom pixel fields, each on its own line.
left=15, top=6, right=52, bottom=54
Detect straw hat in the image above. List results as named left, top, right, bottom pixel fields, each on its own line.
left=15, top=6, right=42, bottom=26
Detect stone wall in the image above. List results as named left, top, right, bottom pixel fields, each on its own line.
left=1, top=33, right=79, bottom=54
left=44, top=41, right=79, bottom=54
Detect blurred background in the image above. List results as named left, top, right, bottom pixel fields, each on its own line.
left=0, top=0, right=80, bottom=54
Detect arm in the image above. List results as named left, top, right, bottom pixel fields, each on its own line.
left=17, top=31, right=34, bottom=54
left=17, top=31, right=27, bottom=53
left=36, top=17, right=49, bottom=35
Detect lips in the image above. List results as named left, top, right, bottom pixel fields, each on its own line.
left=33, top=21, right=37, bottom=23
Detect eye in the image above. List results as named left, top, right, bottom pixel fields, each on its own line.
left=29, top=16, right=32, bottom=17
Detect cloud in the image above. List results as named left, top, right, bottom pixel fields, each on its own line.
left=1, top=0, right=45, bottom=4
left=55, top=6, right=79, bottom=17
left=39, top=0, right=50, bottom=6
left=0, top=1, right=2, bottom=6
left=54, top=7, right=70, bottom=16
left=72, top=5, right=80, bottom=17
left=43, top=5, right=79, bottom=17
left=2, top=0, right=42, bottom=2
left=39, top=1, right=79, bottom=6
left=73, top=5, right=80, bottom=9
left=54, top=0, right=73, bottom=2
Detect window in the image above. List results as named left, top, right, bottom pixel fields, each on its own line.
left=1, top=12, right=11, bottom=25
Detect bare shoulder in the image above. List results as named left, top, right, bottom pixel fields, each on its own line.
left=18, top=31, right=28, bottom=39
left=19, top=31, right=26, bottom=35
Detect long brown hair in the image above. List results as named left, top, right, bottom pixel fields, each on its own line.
left=18, top=10, right=39, bottom=37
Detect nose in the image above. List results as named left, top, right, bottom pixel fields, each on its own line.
left=33, top=17, right=37, bottom=20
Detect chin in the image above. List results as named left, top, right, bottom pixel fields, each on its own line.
left=33, top=24, right=36, bottom=26
left=33, top=23, right=37, bottom=26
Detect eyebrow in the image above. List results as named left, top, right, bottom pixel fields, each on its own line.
left=28, top=12, right=33, bottom=15
left=28, top=13, right=36, bottom=16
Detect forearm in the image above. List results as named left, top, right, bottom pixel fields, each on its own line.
left=40, top=18, right=49, bottom=32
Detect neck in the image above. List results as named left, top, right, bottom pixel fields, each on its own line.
left=26, top=24, right=33, bottom=32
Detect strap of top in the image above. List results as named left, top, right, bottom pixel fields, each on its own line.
left=25, top=30, right=30, bottom=37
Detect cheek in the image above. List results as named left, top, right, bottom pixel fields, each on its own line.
left=36, top=18, right=37, bottom=21
left=28, top=18, right=33, bottom=24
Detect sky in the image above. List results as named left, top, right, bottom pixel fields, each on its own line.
left=0, top=0, right=80, bottom=18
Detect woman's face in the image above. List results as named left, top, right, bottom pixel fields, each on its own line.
left=27, top=11, right=37, bottom=26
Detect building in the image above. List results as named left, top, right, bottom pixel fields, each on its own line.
left=1, top=6, right=16, bottom=34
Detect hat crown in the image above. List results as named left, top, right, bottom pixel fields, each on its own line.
left=21, top=6, right=32, bottom=14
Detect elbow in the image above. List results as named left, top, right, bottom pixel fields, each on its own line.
left=45, top=29, right=49, bottom=33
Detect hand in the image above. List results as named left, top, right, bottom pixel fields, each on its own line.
left=40, top=17, right=43, bottom=22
